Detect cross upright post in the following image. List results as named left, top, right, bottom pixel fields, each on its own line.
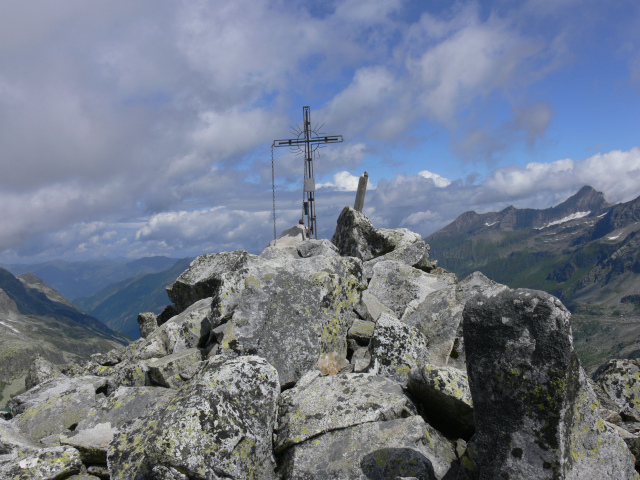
left=272, top=106, right=343, bottom=239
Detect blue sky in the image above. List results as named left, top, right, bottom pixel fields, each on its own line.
left=0, top=0, right=639, bottom=263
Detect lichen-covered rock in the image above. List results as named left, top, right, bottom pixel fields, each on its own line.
left=24, top=355, right=62, bottom=391
left=401, top=283, right=463, bottom=366
left=297, top=238, right=340, bottom=258
left=135, top=297, right=212, bottom=360
left=354, top=290, right=394, bottom=323
left=147, top=348, right=204, bottom=389
left=166, top=250, right=256, bottom=311
left=459, top=288, right=637, bottom=480
left=0, top=445, right=83, bottom=479
left=363, top=239, right=435, bottom=279
left=259, top=245, right=300, bottom=260
left=369, top=313, right=429, bottom=387
left=408, top=364, right=474, bottom=439
left=277, top=415, right=457, bottom=480
left=368, top=260, right=456, bottom=319
left=9, top=376, right=109, bottom=442
left=60, top=422, right=114, bottom=464
left=275, top=371, right=416, bottom=452
left=347, top=318, right=375, bottom=345
left=1, top=418, right=41, bottom=453
left=331, top=206, right=399, bottom=261
left=211, top=255, right=365, bottom=386
left=76, top=386, right=177, bottom=432
left=594, top=359, right=640, bottom=421
left=108, top=355, right=280, bottom=480
left=137, top=312, right=158, bottom=339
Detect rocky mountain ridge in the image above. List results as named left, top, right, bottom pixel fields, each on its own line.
left=1, top=208, right=639, bottom=479
left=0, top=268, right=129, bottom=407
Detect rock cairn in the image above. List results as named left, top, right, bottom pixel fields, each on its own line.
left=1, top=205, right=638, bottom=479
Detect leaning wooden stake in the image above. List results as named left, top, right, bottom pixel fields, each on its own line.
left=354, top=171, right=368, bottom=212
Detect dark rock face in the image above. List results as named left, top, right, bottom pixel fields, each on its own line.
left=460, top=289, right=636, bottom=479
left=594, top=359, right=640, bottom=421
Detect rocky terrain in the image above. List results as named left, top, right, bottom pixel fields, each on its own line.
left=0, top=269, right=130, bottom=407
left=1, top=206, right=640, bottom=479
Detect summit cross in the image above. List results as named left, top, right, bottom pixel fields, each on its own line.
left=272, top=106, right=343, bottom=239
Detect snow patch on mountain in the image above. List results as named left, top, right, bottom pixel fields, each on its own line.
left=536, top=211, right=591, bottom=230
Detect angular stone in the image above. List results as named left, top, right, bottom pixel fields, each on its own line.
left=25, top=355, right=62, bottom=391
left=363, top=239, right=435, bottom=279
left=268, top=224, right=308, bottom=247
left=347, top=318, right=375, bottom=345
left=352, top=347, right=371, bottom=373
left=211, top=255, right=364, bottom=387
left=275, top=371, right=416, bottom=452
left=60, top=422, right=115, bottom=464
left=166, top=250, right=255, bottom=311
left=369, top=313, right=429, bottom=387
left=408, top=364, right=474, bottom=439
left=331, top=206, right=399, bottom=261
left=137, top=312, right=158, bottom=339
left=1, top=418, right=41, bottom=453
left=0, top=446, right=83, bottom=479
left=297, top=238, right=340, bottom=258
left=354, top=290, right=394, bottom=323
left=278, top=416, right=457, bottom=480
left=108, top=356, right=280, bottom=480
left=258, top=245, right=300, bottom=260
left=10, top=376, right=108, bottom=441
left=368, top=260, right=456, bottom=319
left=459, top=288, right=637, bottom=480
left=448, top=271, right=509, bottom=370
left=147, top=348, right=204, bottom=389
left=76, top=386, right=177, bottom=432
left=594, top=359, right=640, bottom=420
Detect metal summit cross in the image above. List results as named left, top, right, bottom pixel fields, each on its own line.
left=271, top=106, right=343, bottom=240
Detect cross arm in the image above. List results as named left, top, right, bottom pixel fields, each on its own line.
left=273, top=135, right=343, bottom=148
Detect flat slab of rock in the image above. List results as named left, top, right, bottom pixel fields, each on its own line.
left=275, top=371, right=416, bottom=452
left=459, top=288, right=637, bottom=479
left=108, top=356, right=280, bottom=480
left=61, top=422, right=115, bottom=464
left=0, top=446, right=83, bottom=479
left=363, top=239, right=434, bottom=279
left=278, top=416, right=457, bottom=480
left=147, top=347, right=204, bottom=389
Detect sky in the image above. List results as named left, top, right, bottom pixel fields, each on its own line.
left=0, top=0, right=639, bottom=264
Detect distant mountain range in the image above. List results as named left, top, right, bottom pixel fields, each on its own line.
left=426, top=185, right=640, bottom=373
left=2, top=256, right=181, bottom=300
left=74, top=257, right=193, bottom=339
left=0, top=268, right=129, bottom=407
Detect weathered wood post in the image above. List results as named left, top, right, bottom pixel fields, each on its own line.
left=354, top=171, right=368, bottom=212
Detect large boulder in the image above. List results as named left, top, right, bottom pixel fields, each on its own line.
left=367, top=260, right=456, bottom=319
left=369, top=313, right=429, bottom=387
left=594, top=359, right=640, bottom=421
left=459, top=289, right=637, bottom=479
left=24, top=355, right=62, bottom=391
left=9, top=375, right=109, bottom=442
left=108, top=355, right=280, bottom=480
left=297, top=238, right=339, bottom=258
left=166, top=250, right=255, bottom=311
left=331, top=206, right=415, bottom=261
left=0, top=445, right=83, bottom=479
left=278, top=415, right=457, bottom=480
left=211, top=255, right=365, bottom=386
left=275, top=371, right=416, bottom=452
left=363, top=239, right=436, bottom=279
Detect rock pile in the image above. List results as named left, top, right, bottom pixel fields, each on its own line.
left=1, top=205, right=638, bottom=479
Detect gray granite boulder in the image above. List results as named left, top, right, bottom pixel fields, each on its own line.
left=369, top=313, right=429, bottom=387
left=108, top=355, right=280, bottom=480
left=211, top=255, right=365, bottom=386
left=297, top=238, right=339, bottom=258
left=408, top=364, right=474, bottom=440
left=166, top=250, right=256, bottom=311
left=354, top=290, right=394, bottom=323
left=594, top=359, right=640, bottom=421
left=147, top=348, right=204, bottom=389
left=459, top=288, right=637, bottom=479
left=275, top=371, right=416, bottom=452
left=9, top=375, right=109, bottom=442
left=368, top=260, right=456, bottom=319
left=363, top=239, right=436, bottom=279
left=401, top=283, right=463, bottom=366
left=24, top=355, right=62, bottom=391
left=277, top=415, right=457, bottom=480
left=268, top=224, right=308, bottom=247
left=0, top=445, right=83, bottom=479
left=137, top=312, right=158, bottom=338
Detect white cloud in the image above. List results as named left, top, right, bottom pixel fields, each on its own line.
left=317, top=171, right=361, bottom=191
left=418, top=170, right=451, bottom=187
